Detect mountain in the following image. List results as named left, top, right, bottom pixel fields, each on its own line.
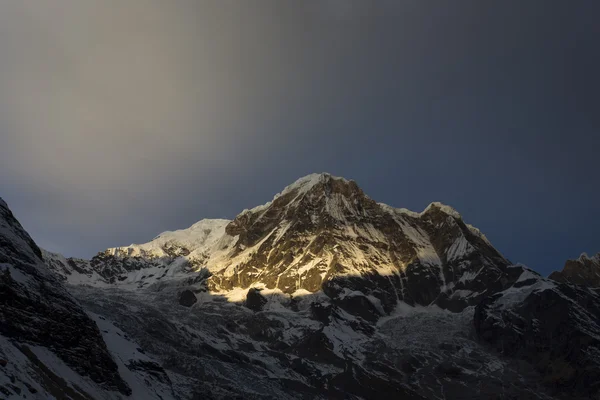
left=0, top=199, right=179, bottom=399
left=26, top=173, right=600, bottom=398
left=46, top=173, right=523, bottom=316
left=549, top=253, right=600, bottom=287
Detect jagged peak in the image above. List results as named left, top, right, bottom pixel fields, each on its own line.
left=278, top=173, right=350, bottom=197
left=576, top=252, right=600, bottom=264
left=0, top=197, right=44, bottom=264
left=465, top=223, right=493, bottom=245
left=238, top=173, right=356, bottom=217
left=422, top=202, right=462, bottom=219
left=578, top=252, right=590, bottom=261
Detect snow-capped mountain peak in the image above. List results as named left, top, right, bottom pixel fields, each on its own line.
left=421, top=201, right=462, bottom=219
left=278, top=172, right=351, bottom=197
left=114, top=218, right=231, bottom=259
left=44, top=173, right=514, bottom=315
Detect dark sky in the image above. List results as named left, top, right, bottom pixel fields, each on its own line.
left=0, top=1, right=598, bottom=276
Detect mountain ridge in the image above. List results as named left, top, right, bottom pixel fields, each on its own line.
left=43, top=173, right=519, bottom=316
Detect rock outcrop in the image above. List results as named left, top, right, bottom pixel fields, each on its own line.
left=550, top=253, right=600, bottom=287
left=179, top=289, right=197, bottom=307
left=245, top=287, right=268, bottom=311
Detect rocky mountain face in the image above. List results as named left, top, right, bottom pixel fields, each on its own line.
left=212, top=174, right=516, bottom=317
left=0, top=199, right=180, bottom=399
left=475, top=276, right=600, bottom=398
left=0, top=199, right=128, bottom=397
left=549, top=253, right=600, bottom=287
left=7, top=173, right=600, bottom=399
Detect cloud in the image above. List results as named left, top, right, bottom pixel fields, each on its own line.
left=0, top=2, right=286, bottom=223
left=1, top=2, right=239, bottom=182
left=0, top=1, right=392, bottom=219
left=0, top=2, right=279, bottom=251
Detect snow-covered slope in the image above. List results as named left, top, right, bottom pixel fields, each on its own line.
left=44, top=218, right=232, bottom=288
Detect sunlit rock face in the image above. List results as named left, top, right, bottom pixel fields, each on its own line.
left=549, top=252, right=600, bottom=287
left=214, top=173, right=513, bottom=310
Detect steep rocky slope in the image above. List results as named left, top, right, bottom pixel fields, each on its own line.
left=0, top=198, right=178, bottom=399
left=549, top=253, right=600, bottom=287
left=475, top=273, right=600, bottom=398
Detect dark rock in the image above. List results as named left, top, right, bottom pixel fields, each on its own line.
left=178, top=290, right=197, bottom=307
left=310, top=301, right=333, bottom=324
left=245, top=288, right=267, bottom=312
left=126, top=360, right=172, bottom=385
left=399, top=354, right=422, bottom=374
left=475, top=280, right=600, bottom=397
left=24, top=382, right=37, bottom=393
left=7, top=384, right=20, bottom=394
left=435, top=361, right=463, bottom=377
left=329, top=363, right=425, bottom=400
left=290, top=330, right=345, bottom=368
left=332, top=291, right=381, bottom=323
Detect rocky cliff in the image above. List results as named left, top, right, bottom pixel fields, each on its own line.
left=0, top=199, right=178, bottom=399
left=0, top=198, right=130, bottom=397
left=549, top=253, right=600, bottom=287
